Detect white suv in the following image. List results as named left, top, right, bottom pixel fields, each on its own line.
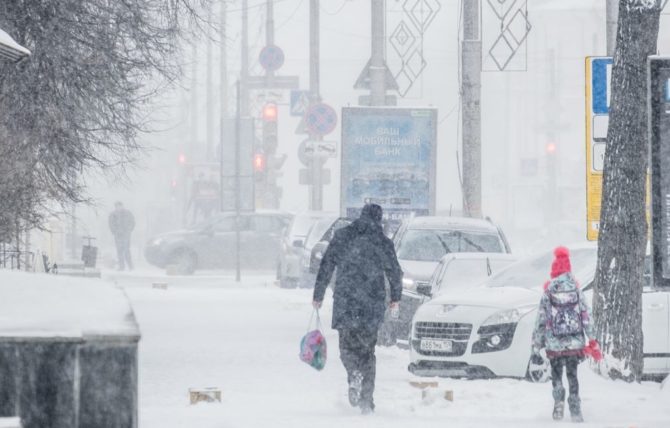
left=409, top=245, right=670, bottom=381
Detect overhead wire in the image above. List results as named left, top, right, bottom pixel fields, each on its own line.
left=276, top=0, right=306, bottom=31
left=320, top=0, right=350, bottom=16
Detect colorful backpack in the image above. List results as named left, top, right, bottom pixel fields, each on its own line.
left=299, top=309, right=327, bottom=371
left=549, top=290, right=583, bottom=337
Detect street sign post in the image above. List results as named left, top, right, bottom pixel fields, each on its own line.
left=649, top=56, right=670, bottom=287
left=585, top=57, right=612, bottom=241
left=221, top=118, right=255, bottom=212
left=340, top=107, right=437, bottom=221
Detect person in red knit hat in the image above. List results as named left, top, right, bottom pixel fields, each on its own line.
left=531, top=246, right=600, bottom=423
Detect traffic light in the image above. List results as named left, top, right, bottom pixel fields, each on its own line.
left=253, top=152, right=266, bottom=173
left=545, top=142, right=557, bottom=155
left=178, top=153, right=187, bottom=164
left=258, top=103, right=282, bottom=208
left=262, top=103, right=278, bottom=152
left=262, top=103, right=278, bottom=121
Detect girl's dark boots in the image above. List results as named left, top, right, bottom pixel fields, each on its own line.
left=568, top=395, right=583, bottom=423
left=552, top=387, right=565, bottom=421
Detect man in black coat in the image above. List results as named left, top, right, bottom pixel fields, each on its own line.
left=108, top=201, right=135, bottom=270
left=312, top=204, right=403, bottom=414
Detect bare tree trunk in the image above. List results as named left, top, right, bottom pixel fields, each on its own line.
left=594, top=0, right=661, bottom=382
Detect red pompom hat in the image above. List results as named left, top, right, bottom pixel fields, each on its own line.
left=550, top=246, right=571, bottom=278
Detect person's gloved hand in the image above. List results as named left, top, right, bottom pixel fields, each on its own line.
left=530, top=349, right=544, bottom=365
left=312, top=300, right=322, bottom=309
left=389, top=301, right=400, bottom=319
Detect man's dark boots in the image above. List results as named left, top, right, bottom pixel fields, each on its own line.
left=568, top=395, right=583, bottom=423
left=552, top=386, right=565, bottom=421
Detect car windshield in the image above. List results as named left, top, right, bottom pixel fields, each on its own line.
left=305, top=217, right=338, bottom=249
left=396, top=229, right=503, bottom=261
left=486, top=248, right=597, bottom=289
left=436, top=258, right=515, bottom=294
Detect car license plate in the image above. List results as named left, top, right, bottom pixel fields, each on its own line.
left=420, top=339, right=453, bottom=352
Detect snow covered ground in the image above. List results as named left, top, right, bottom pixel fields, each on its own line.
left=110, top=271, right=670, bottom=428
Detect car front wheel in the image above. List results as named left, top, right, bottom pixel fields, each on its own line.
left=167, top=249, right=197, bottom=275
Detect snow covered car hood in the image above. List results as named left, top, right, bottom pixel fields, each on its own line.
left=399, top=259, right=440, bottom=282
left=426, top=285, right=543, bottom=309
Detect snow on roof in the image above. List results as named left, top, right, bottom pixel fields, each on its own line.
left=0, top=270, right=139, bottom=340
left=0, top=28, right=30, bottom=59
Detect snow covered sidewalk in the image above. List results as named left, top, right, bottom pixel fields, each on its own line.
left=122, top=275, right=670, bottom=428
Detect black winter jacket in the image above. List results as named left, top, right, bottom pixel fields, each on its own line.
left=313, top=216, right=403, bottom=331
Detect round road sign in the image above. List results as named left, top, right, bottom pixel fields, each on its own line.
left=259, top=45, right=285, bottom=72
left=305, top=103, right=338, bottom=136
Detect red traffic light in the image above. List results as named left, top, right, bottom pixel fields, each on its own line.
left=253, top=153, right=266, bottom=172
left=546, top=143, right=557, bottom=154
left=178, top=153, right=187, bottom=164
left=262, top=103, right=278, bottom=122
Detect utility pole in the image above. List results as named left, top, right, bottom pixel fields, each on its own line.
left=309, top=0, right=323, bottom=210
left=206, top=3, right=214, bottom=159
left=240, top=0, right=249, bottom=116
left=461, top=0, right=482, bottom=218
left=370, top=0, right=386, bottom=106
left=606, top=0, right=618, bottom=56
left=220, top=0, right=228, bottom=212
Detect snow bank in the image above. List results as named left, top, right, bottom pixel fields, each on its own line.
left=0, top=270, right=139, bottom=339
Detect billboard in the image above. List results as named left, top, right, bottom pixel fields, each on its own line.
left=585, top=57, right=612, bottom=241
left=340, top=107, right=437, bottom=221
left=649, top=57, right=670, bottom=287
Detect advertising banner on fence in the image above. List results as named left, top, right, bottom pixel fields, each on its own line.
left=340, top=107, right=437, bottom=221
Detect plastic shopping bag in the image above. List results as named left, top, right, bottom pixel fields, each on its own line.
left=299, top=309, right=327, bottom=371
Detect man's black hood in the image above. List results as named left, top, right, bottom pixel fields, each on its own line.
left=353, top=203, right=383, bottom=234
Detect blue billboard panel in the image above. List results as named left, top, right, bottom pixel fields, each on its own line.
left=340, top=107, right=437, bottom=221
left=591, top=57, right=613, bottom=114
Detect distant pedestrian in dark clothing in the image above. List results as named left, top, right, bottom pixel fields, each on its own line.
left=531, top=246, right=598, bottom=423
left=108, top=202, right=135, bottom=271
left=312, top=204, right=403, bottom=414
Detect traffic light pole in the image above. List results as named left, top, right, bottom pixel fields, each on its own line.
left=309, top=0, right=323, bottom=210
left=234, top=80, right=242, bottom=282
left=240, top=0, right=250, bottom=116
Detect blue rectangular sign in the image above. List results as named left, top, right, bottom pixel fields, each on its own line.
left=340, top=107, right=437, bottom=221
left=591, top=58, right=613, bottom=114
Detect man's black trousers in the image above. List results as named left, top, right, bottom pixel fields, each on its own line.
left=338, top=328, right=378, bottom=409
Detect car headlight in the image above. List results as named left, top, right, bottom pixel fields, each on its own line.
left=481, top=305, right=536, bottom=326
left=402, top=277, right=416, bottom=292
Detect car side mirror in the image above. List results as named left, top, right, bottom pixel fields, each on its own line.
left=292, top=239, right=304, bottom=248
left=416, top=283, right=433, bottom=298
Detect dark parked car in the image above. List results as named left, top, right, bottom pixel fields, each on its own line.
left=145, top=211, right=292, bottom=274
